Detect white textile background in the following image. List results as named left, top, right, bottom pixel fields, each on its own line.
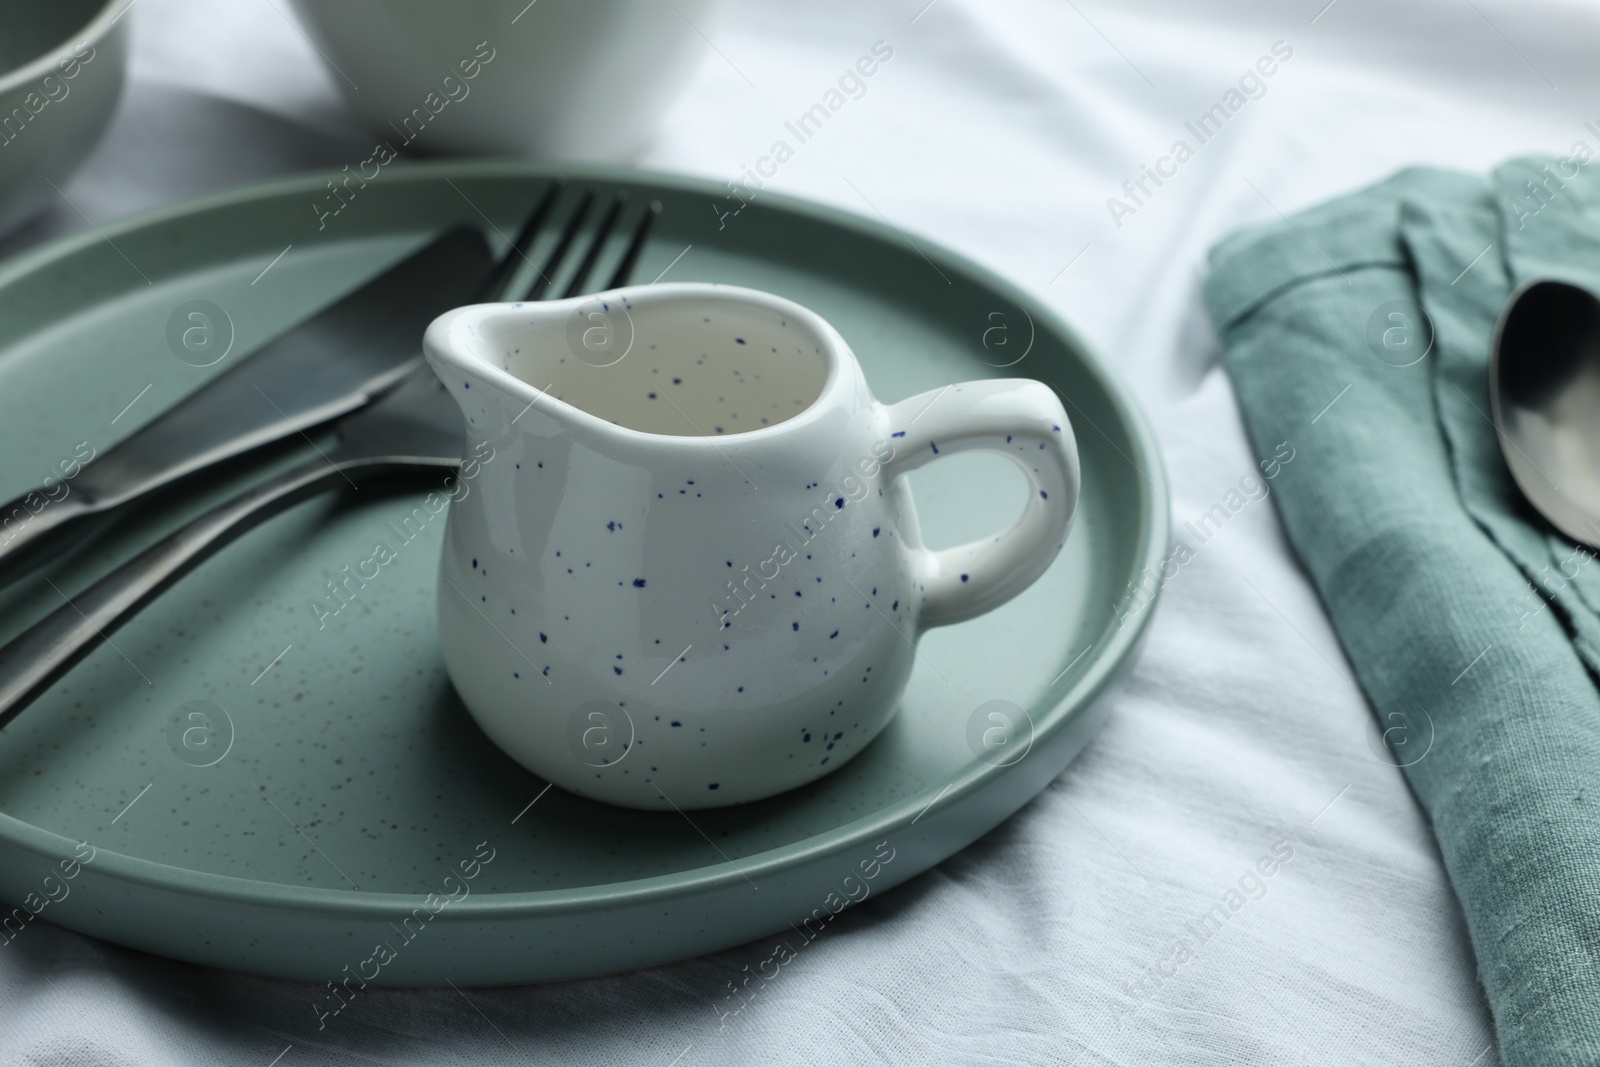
left=7, top=0, right=1586, bottom=1062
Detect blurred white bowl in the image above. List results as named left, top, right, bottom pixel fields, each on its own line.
left=0, top=0, right=129, bottom=235
left=287, top=0, right=727, bottom=160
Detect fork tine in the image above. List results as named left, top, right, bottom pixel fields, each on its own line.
left=477, top=178, right=565, bottom=302
left=607, top=199, right=661, bottom=290
left=523, top=187, right=597, bottom=301
left=561, top=191, right=628, bottom=299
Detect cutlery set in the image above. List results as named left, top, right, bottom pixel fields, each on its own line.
left=0, top=181, right=661, bottom=728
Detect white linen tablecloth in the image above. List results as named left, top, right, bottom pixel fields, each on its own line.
left=7, top=0, right=1581, bottom=1061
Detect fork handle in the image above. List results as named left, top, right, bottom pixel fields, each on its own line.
left=0, top=457, right=410, bottom=729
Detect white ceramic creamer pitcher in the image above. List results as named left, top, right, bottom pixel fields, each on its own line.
left=423, top=284, right=1079, bottom=810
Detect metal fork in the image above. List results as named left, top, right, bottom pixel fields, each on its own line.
left=0, top=185, right=662, bottom=727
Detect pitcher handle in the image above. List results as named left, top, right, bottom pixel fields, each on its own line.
left=881, top=379, right=1080, bottom=629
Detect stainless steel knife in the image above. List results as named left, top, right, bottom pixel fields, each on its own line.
left=0, top=224, right=494, bottom=589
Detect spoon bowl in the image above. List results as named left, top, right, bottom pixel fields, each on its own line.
left=1491, top=278, right=1600, bottom=548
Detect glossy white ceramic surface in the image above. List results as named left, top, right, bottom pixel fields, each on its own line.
left=423, top=284, right=1080, bottom=808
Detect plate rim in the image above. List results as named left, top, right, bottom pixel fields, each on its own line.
left=0, top=158, right=1171, bottom=919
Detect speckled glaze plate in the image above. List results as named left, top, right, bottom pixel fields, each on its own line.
left=0, top=161, right=1167, bottom=986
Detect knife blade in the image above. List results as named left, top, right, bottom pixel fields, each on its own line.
left=0, top=224, right=494, bottom=589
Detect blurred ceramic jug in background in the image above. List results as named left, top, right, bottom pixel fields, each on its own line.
left=287, top=0, right=727, bottom=160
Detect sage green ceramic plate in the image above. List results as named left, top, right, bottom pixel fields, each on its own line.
left=0, top=162, right=1167, bottom=986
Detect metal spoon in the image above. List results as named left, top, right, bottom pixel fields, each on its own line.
left=1491, top=278, right=1600, bottom=548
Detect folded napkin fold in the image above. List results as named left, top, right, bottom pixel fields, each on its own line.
left=1204, top=159, right=1600, bottom=1067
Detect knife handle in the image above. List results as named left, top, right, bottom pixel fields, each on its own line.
left=0, top=418, right=332, bottom=589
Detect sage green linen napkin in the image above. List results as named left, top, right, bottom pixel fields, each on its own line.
left=1204, top=160, right=1600, bottom=1067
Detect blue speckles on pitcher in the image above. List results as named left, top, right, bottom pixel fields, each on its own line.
left=422, top=282, right=1080, bottom=810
